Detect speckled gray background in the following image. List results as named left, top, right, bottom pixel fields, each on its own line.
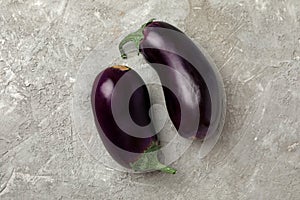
left=0, top=0, right=299, bottom=199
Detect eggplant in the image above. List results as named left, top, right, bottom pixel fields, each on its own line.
left=91, top=65, right=176, bottom=174
left=119, top=19, right=223, bottom=139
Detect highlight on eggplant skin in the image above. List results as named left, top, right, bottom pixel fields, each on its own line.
left=119, top=19, right=224, bottom=140
left=91, top=65, right=176, bottom=174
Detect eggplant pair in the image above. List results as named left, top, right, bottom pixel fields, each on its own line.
left=92, top=19, right=224, bottom=174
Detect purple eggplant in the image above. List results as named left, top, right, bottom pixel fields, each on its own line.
left=119, top=19, right=223, bottom=139
left=91, top=65, right=176, bottom=174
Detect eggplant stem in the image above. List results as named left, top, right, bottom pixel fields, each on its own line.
left=129, top=141, right=177, bottom=174
left=157, top=164, right=177, bottom=174
left=119, top=18, right=156, bottom=59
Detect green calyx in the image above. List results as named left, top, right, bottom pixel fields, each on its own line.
left=129, top=141, right=177, bottom=174
left=119, top=18, right=156, bottom=59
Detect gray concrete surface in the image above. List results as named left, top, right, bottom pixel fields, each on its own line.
left=0, top=0, right=299, bottom=199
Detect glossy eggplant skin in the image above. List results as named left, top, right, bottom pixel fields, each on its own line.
left=91, top=66, right=156, bottom=168
left=91, top=66, right=176, bottom=174
left=120, top=21, right=213, bottom=139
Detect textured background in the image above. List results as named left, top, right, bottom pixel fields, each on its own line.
left=0, top=0, right=299, bottom=199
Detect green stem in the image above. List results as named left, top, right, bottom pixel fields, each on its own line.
left=129, top=141, right=177, bottom=174
left=119, top=18, right=156, bottom=59
left=155, top=163, right=177, bottom=174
